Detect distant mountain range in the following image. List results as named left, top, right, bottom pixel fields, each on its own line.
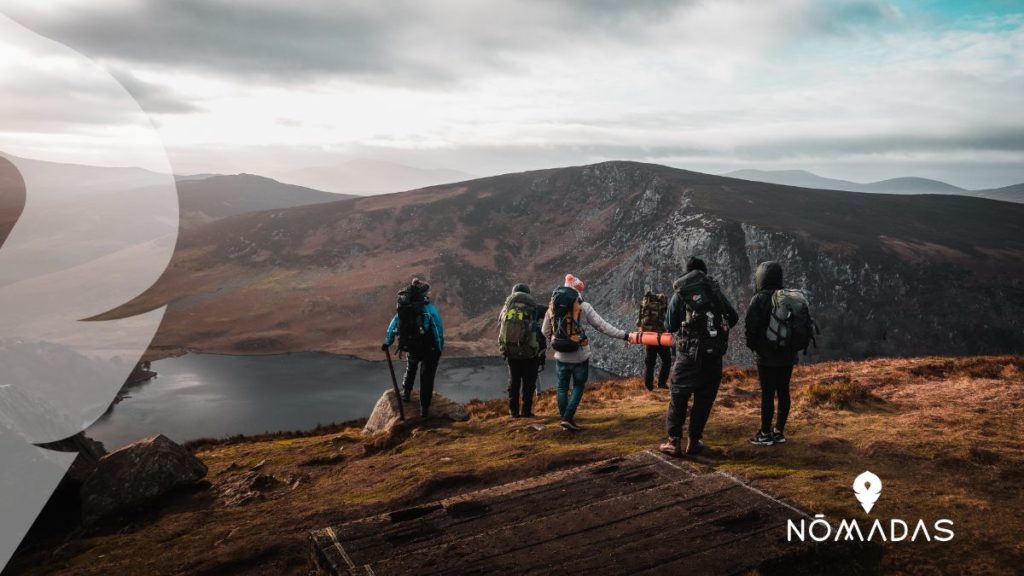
left=279, top=158, right=475, bottom=195
left=724, top=169, right=1023, bottom=203
left=106, top=161, right=1024, bottom=372
left=174, top=173, right=353, bottom=223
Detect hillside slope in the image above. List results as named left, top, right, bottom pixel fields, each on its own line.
left=116, top=161, right=1024, bottom=372
left=8, top=356, right=1024, bottom=576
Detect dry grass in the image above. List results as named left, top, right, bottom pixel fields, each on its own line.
left=9, top=355, right=1024, bottom=576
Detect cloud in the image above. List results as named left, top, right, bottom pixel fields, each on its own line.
left=106, top=67, right=204, bottom=114
left=3, top=0, right=898, bottom=84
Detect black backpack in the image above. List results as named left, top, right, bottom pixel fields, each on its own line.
left=674, top=271, right=729, bottom=358
left=549, top=286, right=587, bottom=353
left=396, top=286, right=428, bottom=352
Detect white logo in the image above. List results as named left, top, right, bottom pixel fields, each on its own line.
left=853, top=470, right=882, bottom=514
left=787, top=471, right=955, bottom=543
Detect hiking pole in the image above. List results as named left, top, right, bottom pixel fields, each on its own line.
left=383, top=347, right=406, bottom=421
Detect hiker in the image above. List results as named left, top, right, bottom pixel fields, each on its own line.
left=381, top=278, right=445, bottom=417
left=659, top=257, right=738, bottom=456
left=542, top=274, right=629, bottom=431
left=498, top=283, right=546, bottom=418
left=744, top=261, right=814, bottom=446
left=637, top=290, right=671, bottom=390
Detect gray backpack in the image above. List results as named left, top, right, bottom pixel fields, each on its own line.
left=766, top=289, right=815, bottom=353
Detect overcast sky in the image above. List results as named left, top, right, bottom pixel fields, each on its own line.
left=2, top=0, right=1023, bottom=188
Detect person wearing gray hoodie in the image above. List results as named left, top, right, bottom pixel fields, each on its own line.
left=541, top=274, right=628, bottom=431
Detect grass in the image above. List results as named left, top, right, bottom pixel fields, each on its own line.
left=8, top=355, right=1024, bottom=576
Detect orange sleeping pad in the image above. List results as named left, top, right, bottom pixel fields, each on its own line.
left=628, top=331, right=673, bottom=347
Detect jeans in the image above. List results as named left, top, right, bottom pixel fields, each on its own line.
left=507, top=357, right=539, bottom=415
left=555, top=360, right=589, bottom=421
left=758, top=364, right=793, bottom=433
left=643, top=345, right=672, bottom=389
left=666, top=355, right=722, bottom=440
left=402, top=349, right=441, bottom=412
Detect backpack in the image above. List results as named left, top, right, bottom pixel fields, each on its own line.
left=548, top=286, right=588, bottom=353
left=766, top=289, right=815, bottom=353
left=674, top=271, right=729, bottom=358
left=396, top=286, right=429, bottom=352
left=637, top=291, right=668, bottom=332
left=498, top=292, right=540, bottom=360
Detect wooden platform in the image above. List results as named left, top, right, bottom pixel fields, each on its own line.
left=310, top=451, right=875, bottom=575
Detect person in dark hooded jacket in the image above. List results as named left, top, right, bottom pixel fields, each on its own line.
left=744, top=261, right=798, bottom=446
left=659, top=257, right=738, bottom=457
left=498, top=283, right=546, bottom=417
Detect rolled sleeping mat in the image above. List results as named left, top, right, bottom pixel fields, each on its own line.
left=629, top=331, right=673, bottom=347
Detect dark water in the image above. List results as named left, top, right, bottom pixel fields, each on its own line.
left=86, top=353, right=614, bottom=449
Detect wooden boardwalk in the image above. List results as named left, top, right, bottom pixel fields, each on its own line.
left=310, top=451, right=875, bottom=575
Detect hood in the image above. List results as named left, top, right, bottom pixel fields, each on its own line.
left=512, top=283, right=531, bottom=294
left=673, top=269, right=705, bottom=292
left=755, top=261, right=783, bottom=291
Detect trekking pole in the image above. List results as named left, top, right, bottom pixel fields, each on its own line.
left=384, top=347, right=406, bottom=420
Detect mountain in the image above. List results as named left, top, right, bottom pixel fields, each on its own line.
left=280, top=158, right=475, bottom=195
left=725, top=169, right=967, bottom=196
left=0, top=152, right=167, bottom=206
left=175, top=174, right=353, bottom=221
left=113, top=161, right=1024, bottom=372
left=972, top=183, right=1024, bottom=204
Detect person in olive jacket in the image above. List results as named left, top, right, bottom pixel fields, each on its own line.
left=744, top=261, right=798, bottom=446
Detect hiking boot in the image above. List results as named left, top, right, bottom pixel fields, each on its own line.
left=421, top=407, right=430, bottom=419
left=560, top=419, right=582, bottom=432
left=657, top=383, right=669, bottom=390
left=750, top=431, right=774, bottom=446
left=659, top=437, right=682, bottom=457
left=644, top=383, right=654, bottom=392
left=685, top=438, right=704, bottom=456
left=402, top=389, right=412, bottom=403
left=772, top=429, right=786, bottom=444
left=509, top=410, right=521, bottom=418
left=522, top=411, right=535, bottom=418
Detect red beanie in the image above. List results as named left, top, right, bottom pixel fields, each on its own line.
left=565, top=273, right=585, bottom=292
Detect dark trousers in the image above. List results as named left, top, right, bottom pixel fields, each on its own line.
left=507, top=358, right=539, bottom=416
left=402, top=349, right=441, bottom=412
left=643, top=345, right=672, bottom=390
left=758, top=364, right=793, bottom=433
left=666, top=356, right=723, bottom=440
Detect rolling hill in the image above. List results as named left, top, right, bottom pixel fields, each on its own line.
left=280, top=158, right=474, bottom=195
left=112, top=161, right=1024, bottom=373
left=174, top=173, right=353, bottom=222
left=724, top=169, right=968, bottom=196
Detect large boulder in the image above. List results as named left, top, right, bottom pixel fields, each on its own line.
left=81, top=434, right=207, bottom=523
left=362, top=390, right=469, bottom=435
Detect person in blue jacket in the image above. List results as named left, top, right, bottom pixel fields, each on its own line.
left=382, top=278, right=445, bottom=416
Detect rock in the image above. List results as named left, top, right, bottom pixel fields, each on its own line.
left=217, top=471, right=281, bottom=507
left=362, top=390, right=470, bottom=435
left=526, top=424, right=545, bottom=432
left=81, top=434, right=207, bottom=523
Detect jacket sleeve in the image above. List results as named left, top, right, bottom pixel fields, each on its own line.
left=582, top=303, right=627, bottom=340
left=664, top=293, right=682, bottom=333
left=427, top=304, right=444, bottom=352
left=744, top=293, right=767, bottom=350
left=541, top=309, right=554, bottom=340
left=384, top=314, right=399, bottom=346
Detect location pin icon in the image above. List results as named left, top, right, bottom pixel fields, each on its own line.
left=853, top=471, right=882, bottom=514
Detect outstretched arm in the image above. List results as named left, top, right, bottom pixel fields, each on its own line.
left=582, top=303, right=627, bottom=340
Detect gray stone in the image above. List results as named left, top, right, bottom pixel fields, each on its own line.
left=81, top=434, right=207, bottom=523
left=362, top=390, right=469, bottom=435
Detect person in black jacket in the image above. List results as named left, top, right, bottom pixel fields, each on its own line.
left=744, top=261, right=798, bottom=446
left=659, top=257, right=738, bottom=456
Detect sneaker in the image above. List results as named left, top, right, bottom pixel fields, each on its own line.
left=685, top=438, right=704, bottom=455
left=560, top=419, right=582, bottom=432
left=772, top=429, right=786, bottom=444
left=750, top=431, right=774, bottom=446
left=659, top=437, right=682, bottom=457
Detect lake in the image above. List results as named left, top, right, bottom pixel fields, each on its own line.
left=86, top=353, right=615, bottom=449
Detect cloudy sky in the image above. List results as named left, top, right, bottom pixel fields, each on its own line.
left=2, top=0, right=1023, bottom=188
